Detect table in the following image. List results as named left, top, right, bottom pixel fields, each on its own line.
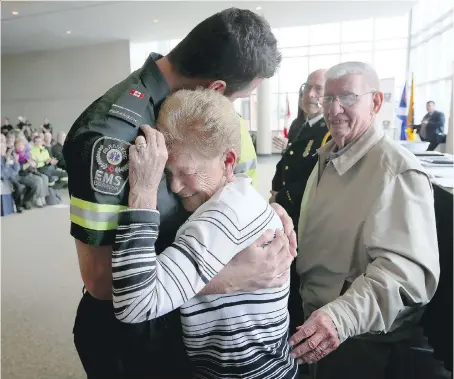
left=417, top=154, right=453, bottom=373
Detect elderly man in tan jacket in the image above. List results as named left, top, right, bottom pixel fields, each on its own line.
left=288, top=61, right=440, bottom=379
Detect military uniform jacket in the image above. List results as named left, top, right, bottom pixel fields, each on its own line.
left=272, top=116, right=330, bottom=229
left=64, top=53, right=258, bottom=250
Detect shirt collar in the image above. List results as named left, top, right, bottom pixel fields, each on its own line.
left=318, top=123, right=384, bottom=176
left=139, top=53, right=171, bottom=108
left=306, top=113, right=324, bottom=127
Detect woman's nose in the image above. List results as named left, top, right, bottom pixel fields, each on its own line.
left=169, top=176, right=184, bottom=194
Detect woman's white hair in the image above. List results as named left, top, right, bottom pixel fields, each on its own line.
left=325, top=61, right=380, bottom=90
left=157, top=88, right=241, bottom=160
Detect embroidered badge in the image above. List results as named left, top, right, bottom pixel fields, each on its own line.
left=91, top=137, right=131, bottom=195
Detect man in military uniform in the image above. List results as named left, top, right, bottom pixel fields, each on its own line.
left=270, top=69, right=330, bottom=341
left=271, top=69, right=329, bottom=235
left=64, top=8, right=296, bottom=379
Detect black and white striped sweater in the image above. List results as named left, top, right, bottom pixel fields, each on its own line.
left=112, top=175, right=297, bottom=379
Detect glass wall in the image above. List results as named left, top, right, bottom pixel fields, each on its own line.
left=130, top=13, right=410, bottom=132
left=409, top=0, right=453, bottom=130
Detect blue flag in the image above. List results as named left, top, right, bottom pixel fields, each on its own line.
left=397, top=83, right=408, bottom=140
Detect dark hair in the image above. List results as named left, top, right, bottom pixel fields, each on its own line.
left=167, top=8, right=281, bottom=96
left=427, top=101, right=435, bottom=105
left=33, top=135, right=42, bottom=142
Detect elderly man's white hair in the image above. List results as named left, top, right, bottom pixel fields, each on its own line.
left=325, top=61, right=380, bottom=90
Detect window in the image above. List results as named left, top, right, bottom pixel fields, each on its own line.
left=340, top=52, right=373, bottom=65
left=309, top=23, right=341, bottom=45
left=281, top=46, right=309, bottom=58
left=277, top=26, right=309, bottom=48
left=309, top=54, right=340, bottom=73
left=341, top=19, right=373, bottom=42
left=375, top=15, right=409, bottom=40
left=341, top=42, right=373, bottom=53
left=375, top=50, right=407, bottom=82
left=278, top=57, right=309, bottom=93
left=309, top=44, right=340, bottom=55
left=375, top=38, right=407, bottom=50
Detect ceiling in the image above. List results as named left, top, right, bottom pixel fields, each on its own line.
left=1, top=1, right=416, bottom=55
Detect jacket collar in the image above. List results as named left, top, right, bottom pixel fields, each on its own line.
left=307, top=113, right=325, bottom=127
left=318, top=123, right=384, bottom=176
left=139, top=53, right=171, bottom=108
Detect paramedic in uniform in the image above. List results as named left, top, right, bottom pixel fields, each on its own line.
left=288, top=61, right=440, bottom=379
left=63, top=8, right=296, bottom=379
left=271, top=69, right=330, bottom=357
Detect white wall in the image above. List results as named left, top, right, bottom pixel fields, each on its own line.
left=1, top=41, right=131, bottom=133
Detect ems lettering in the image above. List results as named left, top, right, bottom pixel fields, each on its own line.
left=95, top=170, right=122, bottom=187
left=95, top=170, right=103, bottom=182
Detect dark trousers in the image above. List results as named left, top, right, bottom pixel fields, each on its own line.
left=422, top=135, right=444, bottom=151
left=311, top=337, right=412, bottom=379
left=16, top=175, right=40, bottom=204
left=73, top=291, right=191, bottom=379
left=9, top=179, right=25, bottom=208
left=38, top=165, right=67, bottom=181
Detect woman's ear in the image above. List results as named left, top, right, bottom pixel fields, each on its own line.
left=223, top=149, right=237, bottom=178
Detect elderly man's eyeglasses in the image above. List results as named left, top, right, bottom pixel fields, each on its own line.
left=318, top=91, right=376, bottom=108
left=301, top=83, right=324, bottom=96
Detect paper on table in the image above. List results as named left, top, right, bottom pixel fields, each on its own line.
left=432, top=177, right=454, bottom=189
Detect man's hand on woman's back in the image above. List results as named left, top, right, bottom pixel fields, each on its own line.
left=200, top=204, right=297, bottom=295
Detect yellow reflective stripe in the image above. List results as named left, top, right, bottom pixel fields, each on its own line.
left=70, top=196, right=127, bottom=231
left=239, top=116, right=257, bottom=162
left=70, top=196, right=127, bottom=213
left=70, top=213, right=119, bottom=231
left=321, top=132, right=331, bottom=147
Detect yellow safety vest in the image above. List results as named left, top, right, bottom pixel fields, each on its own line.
left=236, top=115, right=258, bottom=189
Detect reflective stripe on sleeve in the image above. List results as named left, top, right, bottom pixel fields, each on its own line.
left=70, top=196, right=127, bottom=231
left=235, top=158, right=257, bottom=173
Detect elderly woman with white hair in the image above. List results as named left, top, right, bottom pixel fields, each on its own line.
left=112, top=88, right=298, bottom=379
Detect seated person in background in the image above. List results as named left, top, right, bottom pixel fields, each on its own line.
left=15, top=138, right=49, bottom=208
left=16, top=116, right=26, bottom=130
left=2, top=118, right=13, bottom=135
left=29, top=131, right=39, bottom=144
left=43, top=132, right=55, bottom=152
left=413, top=100, right=446, bottom=151
left=30, top=135, right=67, bottom=185
left=1, top=134, right=24, bottom=215
left=5, top=130, right=17, bottom=156
left=113, top=89, right=297, bottom=379
left=51, top=132, right=66, bottom=170
left=40, top=117, right=53, bottom=134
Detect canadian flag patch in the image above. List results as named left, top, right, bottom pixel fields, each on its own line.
left=129, top=89, right=145, bottom=99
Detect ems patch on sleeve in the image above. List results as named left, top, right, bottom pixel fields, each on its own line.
left=90, top=137, right=131, bottom=196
